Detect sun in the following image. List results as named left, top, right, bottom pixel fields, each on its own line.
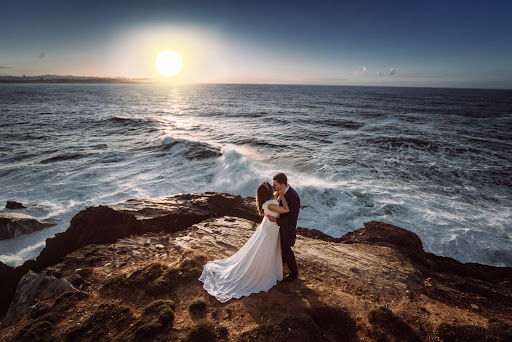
left=156, top=50, right=183, bottom=77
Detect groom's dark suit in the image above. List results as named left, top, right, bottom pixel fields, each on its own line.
left=276, top=185, right=300, bottom=277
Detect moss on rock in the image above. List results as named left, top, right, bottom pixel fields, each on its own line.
left=368, top=306, right=421, bottom=342
left=66, top=303, right=135, bottom=342
left=22, top=320, right=54, bottom=342
left=438, top=319, right=512, bottom=342
left=239, top=315, right=323, bottom=342
left=308, top=305, right=357, bottom=341
left=187, top=320, right=218, bottom=342
left=133, top=299, right=175, bottom=341
left=188, top=298, right=207, bottom=315
left=18, top=291, right=89, bottom=342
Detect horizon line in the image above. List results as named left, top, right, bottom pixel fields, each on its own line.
left=0, top=74, right=511, bottom=91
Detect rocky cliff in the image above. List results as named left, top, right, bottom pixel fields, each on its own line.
left=0, top=193, right=510, bottom=341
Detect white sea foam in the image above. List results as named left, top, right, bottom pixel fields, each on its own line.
left=1, top=84, right=511, bottom=268
left=0, top=241, right=46, bottom=267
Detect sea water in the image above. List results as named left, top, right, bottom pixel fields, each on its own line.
left=1, top=83, right=511, bottom=267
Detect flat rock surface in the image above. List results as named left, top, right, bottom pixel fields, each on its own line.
left=1, top=216, right=510, bottom=341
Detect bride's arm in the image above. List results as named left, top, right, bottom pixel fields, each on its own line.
left=267, top=191, right=289, bottom=214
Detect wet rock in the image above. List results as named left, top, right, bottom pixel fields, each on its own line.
left=3, top=270, right=76, bottom=326
left=6, top=201, right=26, bottom=209
left=0, top=212, right=55, bottom=240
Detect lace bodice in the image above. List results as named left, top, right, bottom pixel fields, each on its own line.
left=262, top=200, right=280, bottom=218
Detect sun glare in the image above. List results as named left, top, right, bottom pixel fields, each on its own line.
left=156, top=50, right=183, bottom=77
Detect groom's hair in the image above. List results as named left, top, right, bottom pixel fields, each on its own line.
left=273, top=173, right=287, bottom=186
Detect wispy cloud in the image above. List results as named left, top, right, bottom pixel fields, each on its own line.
left=362, top=65, right=368, bottom=73
left=389, top=68, right=396, bottom=75
left=0, top=66, right=12, bottom=69
left=397, top=73, right=438, bottom=79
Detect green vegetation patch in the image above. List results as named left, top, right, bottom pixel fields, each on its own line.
left=239, top=315, right=323, bottom=342
left=239, top=305, right=356, bottom=342
left=488, top=319, right=512, bottom=341
left=438, top=319, right=512, bottom=342
left=146, top=267, right=181, bottom=296
left=368, top=306, right=421, bottom=342
left=308, top=305, right=358, bottom=341
left=18, top=291, right=88, bottom=342
left=128, top=263, right=165, bottom=285
left=101, top=263, right=167, bottom=295
left=178, top=258, right=203, bottom=281
left=141, top=299, right=175, bottom=322
left=146, top=259, right=203, bottom=296
left=187, top=320, right=227, bottom=342
left=66, top=303, right=136, bottom=342
left=100, top=259, right=203, bottom=298
left=53, top=291, right=89, bottom=313
left=22, top=321, right=54, bottom=342
left=188, top=298, right=207, bottom=315
left=133, top=300, right=175, bottom=341
left=100, top=273, right=128, bottom=294
left=27, top=302, right=51, bottom=320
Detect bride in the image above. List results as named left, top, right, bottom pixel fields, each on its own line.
left=199, top=181, right=289, bottom=302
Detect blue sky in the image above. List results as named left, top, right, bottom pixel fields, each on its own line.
left=1, top=0, right=511, bottom=88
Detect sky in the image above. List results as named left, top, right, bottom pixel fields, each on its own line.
left=1, top=0, right=512, bottom=88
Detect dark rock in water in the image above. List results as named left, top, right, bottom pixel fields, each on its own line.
left=3, top=270, right=76, bottom=326
left=0, top=212, right=55, bottom=240
left=6, top=201, right=26, bottom=209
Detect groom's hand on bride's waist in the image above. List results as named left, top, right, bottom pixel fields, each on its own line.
left=266, top=215, right=277, bottom=223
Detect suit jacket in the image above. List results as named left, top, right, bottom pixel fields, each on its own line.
left=276, top=185, right=300, bottom=247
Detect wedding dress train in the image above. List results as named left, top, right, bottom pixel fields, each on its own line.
left=199, top=200, right=283, bottom=303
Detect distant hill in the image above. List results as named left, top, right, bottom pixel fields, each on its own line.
left=0, top=75, right=153, bottom=83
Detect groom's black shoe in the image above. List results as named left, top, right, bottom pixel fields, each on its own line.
left=283, top=274, right=298, bottom=282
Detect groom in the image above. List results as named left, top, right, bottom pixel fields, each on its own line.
left=267, top=173, right=300, bottom=282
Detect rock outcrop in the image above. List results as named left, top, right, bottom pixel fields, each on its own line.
left=0, top=212, right=54, bottom=240
left=0, top=215, right=510, bottom=341
left=0, top=193, right=511, bottom=341
left=5, top=201, right=26, bottom=210
left=0, top=193, right=259, bottom=316
left=3, top=271, right=77, bottom=326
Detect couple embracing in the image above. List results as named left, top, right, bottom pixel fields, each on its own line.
left=199, top=173, right=300, bottom=303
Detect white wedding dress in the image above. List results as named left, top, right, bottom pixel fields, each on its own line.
left=199, top=200, right=283, bottom=303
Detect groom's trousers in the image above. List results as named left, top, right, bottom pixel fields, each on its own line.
left=281, top=240, right=298, bottom=276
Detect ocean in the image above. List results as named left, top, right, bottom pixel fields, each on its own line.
left=1, top=83, right=511, bottom=267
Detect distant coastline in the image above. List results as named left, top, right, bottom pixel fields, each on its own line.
left=0, top=75, right=153, bottom=84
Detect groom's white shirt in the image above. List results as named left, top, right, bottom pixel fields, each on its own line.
left=279, top=185, right=290, bottom=202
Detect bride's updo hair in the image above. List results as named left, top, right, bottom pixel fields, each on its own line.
left=256, top=181, right=274, bottom=216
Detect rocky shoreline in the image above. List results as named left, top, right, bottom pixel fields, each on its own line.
left=1, top=192, right=511, bottom=341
